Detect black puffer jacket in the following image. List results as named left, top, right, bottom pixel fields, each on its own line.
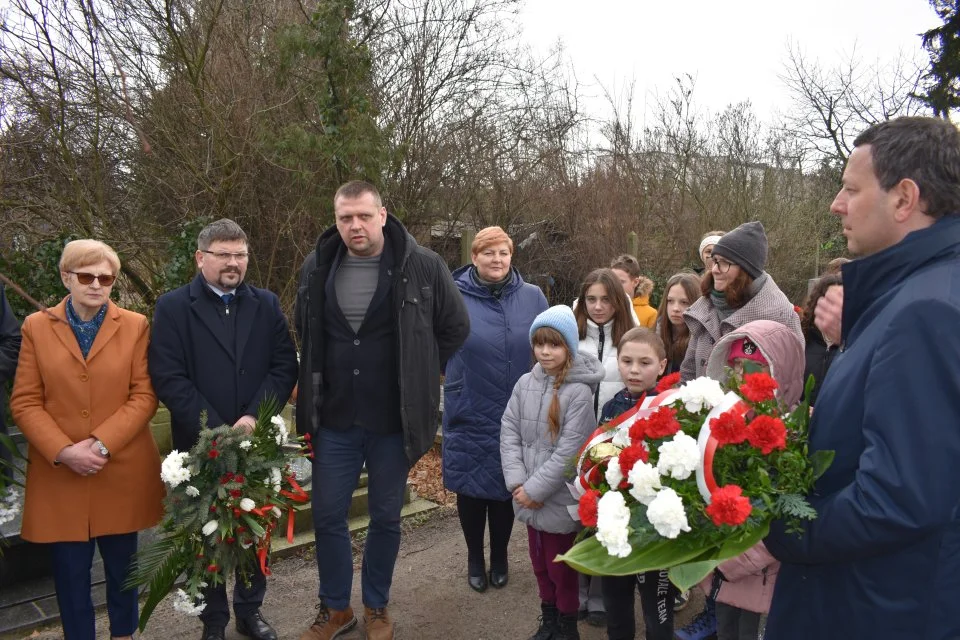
left=802, top=329, right=837, bottom=406
left=294, top=214, right=469, bottom=465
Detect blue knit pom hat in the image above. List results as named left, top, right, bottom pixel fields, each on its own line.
left=529, top=305, right=580, bottom=357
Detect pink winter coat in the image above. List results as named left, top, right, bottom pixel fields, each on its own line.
left=699, top=542, right=779, bottom=614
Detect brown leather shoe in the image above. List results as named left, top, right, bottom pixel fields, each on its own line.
left=298, top=603, right=357, bottom=640
left=364, top=606, right=394, bottom=640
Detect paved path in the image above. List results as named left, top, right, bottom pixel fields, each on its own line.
left=12, top=509, right=704, bottom=639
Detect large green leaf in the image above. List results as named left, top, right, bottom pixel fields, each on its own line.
left=668, top=520, right=772, bottom=590
left=558, top=519, right=772, bottom=590
left=810, top=450, right=835, bottom=481
left=557, top=533, right=713, bottom=577
left=669, top=560, right=720, bottom=591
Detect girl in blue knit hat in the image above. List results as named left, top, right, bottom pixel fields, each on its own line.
left=501, top=305, right=604, bottom=640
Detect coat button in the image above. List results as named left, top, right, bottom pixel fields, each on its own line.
left=79, top=373, right=89, bottom=382
left=354, top=369, right=360, bottom=375
left=81, top=409, right=89, bottom=418
left=239, top=369, right=245, bottom=375
left=354, top=339, right=360, bottom=346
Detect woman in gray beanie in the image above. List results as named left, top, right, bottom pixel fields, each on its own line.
left=679, top=221, right=803, bottom=381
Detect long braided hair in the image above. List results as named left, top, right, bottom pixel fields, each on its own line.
left=531, top=326, right=573, bottom=441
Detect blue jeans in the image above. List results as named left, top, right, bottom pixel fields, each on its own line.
left=50, top=532, right=138, bottom=640
left=312, top=427, right=410, bottom=610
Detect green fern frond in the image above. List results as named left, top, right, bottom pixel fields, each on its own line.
left=775, top=493, right=817, bottom=521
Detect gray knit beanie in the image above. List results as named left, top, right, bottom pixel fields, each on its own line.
left=711, top=221, right=768, bottom=279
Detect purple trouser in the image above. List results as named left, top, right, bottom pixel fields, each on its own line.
left=527, top=526, right=580, bottom=615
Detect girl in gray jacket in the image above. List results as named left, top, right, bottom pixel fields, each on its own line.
left=501, top=305, right=605, bottom=640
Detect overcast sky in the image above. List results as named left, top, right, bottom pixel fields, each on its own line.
left=517, top=0, right=942, bottom=127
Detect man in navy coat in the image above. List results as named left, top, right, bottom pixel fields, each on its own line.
left=764, top=116, right=960, bottom=639
left=149, top=219, right=298, bottom=640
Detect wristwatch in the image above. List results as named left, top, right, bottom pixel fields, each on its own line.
left=95, top=440, right=110, bottom=457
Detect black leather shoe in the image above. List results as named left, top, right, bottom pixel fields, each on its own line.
left=201, top=625, right=226, bottom=640
left=468, top=572, right=488, bottom=592
left=235, top=610, right=278, bottom=640
left=489, top=568, right=508, bottom=588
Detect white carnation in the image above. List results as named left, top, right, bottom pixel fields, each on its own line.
left=239, top=440, right=252, bottom=450
left=171, top=589, right=206, bottom=616
left=611, top=424, right=632, bottom=448
left=271, top=415, right=289, bottom=445
left=271, top=506, right=282, bottom=518
left=646, top=488, right=691, bottom=539
left=270, top=467, right=282, bottom=493
left=605, top=456, right=624, bottom=489
left=239, top=498, right=256, bottom=512
left=627, top=462, right=661, bottom=505
left=656, top=432, right=702, bottom=480
left=185, top=485, right=200, bottom=498
left=201, top=520, right=218, bottom=537
left=160, top=451, right=192, bottom=488
left=595, top=491, right=632, bottom=558
left=671, top=376, right=725, bottom=413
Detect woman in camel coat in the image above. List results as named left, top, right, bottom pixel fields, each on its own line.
left=11, top=239, right=163, bottom=640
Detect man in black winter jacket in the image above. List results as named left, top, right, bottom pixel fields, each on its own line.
left=0, top=284, right=22, bottom=484
left=294, top=181, right=468, bottom=640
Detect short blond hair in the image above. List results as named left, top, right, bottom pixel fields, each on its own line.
left=635, top=275, right=654, bottom=297
left=472, top=226, right=514, bottom=256
left=59, top=239, right=121, bottom=274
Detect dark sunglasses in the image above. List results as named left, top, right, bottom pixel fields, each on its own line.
left=70, top=271, right=116, bottom=286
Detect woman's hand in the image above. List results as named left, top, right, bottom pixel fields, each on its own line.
left=513, top=486, right=543, bottom=509
left=57, top=438, right=107, bottom=476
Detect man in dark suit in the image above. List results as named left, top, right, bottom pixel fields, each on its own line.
left=148, top=219, right=298, bottom=640
left=294, top=181, right=469, bottom=640
left=0, top=283, right=22, bottom=484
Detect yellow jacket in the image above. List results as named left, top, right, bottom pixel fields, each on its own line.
left=632, top=295, right=657, bottom=329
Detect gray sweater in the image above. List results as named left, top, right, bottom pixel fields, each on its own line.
left=500, top=352, right=604, bottom=534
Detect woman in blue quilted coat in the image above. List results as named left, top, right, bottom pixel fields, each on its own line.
left=442, top=226, right=549, bottom=594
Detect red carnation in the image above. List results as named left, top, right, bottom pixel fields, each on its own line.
left=229, top=489, right=242, bottom=498
left=234, top=474, right=245, bottom=484
left=655, top=372, right=681, bottom=393
left=233, top=508, right=242, bottom=517
left=628, top=420, right=646, bottom=444
left=578, top=489, right=600, bottom=527
left=747, top=415, right=787, bottom=454
left=739, top=372, right=779, bottom=403
left=705, top=484, right=753, bottom=526
left=643, top=406, right=681, bottom=440
left=206, top=564, right=219, bottom=572
left=709, top=409, right=749, bottom=446
left=208, top=449, right=220, bottom=459
left=303, top=433, right=312, bottom=441
left=618, top=443, right=649, bottom=475
left=237, top=526, right=247, bottom=533
left=225, top=536, right=236, bottom=544
left=209, top=505, right=217, bottom=513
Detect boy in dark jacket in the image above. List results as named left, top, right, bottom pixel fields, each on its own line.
left=599, top=328, right=679, bottom=640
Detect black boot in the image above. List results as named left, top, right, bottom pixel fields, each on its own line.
left=554, top=612, right=581, bottom=640
left=529, top=602, right=559, bottom=640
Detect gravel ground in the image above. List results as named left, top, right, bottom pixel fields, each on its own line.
left=17, top=508, right=704, bottom=639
